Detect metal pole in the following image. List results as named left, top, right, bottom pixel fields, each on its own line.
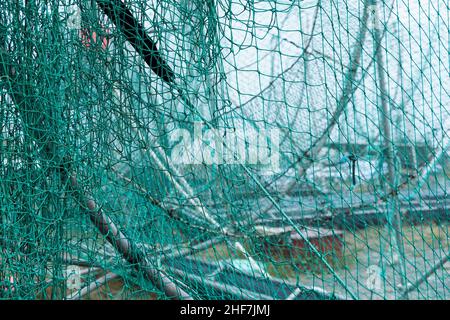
left=370, top=0, right=409, bottom=298
left=66, top=272, right=119, bottom=300
left=167, top=237, right=224, bottom=260
left=168, top=267, right=274, bottom=300
left=69, top=174, right=193, bottom=300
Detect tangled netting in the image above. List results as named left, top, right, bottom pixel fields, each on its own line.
left=0, top=0, right=448, bottom=300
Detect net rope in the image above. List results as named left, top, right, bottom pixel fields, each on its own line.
left=0, top=0, right=448, bottom=300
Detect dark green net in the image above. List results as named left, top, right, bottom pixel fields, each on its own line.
left=0, top=0, right=448, bottom=300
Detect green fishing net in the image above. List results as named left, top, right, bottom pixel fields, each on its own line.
left=0, top=0, right=448, bottom=300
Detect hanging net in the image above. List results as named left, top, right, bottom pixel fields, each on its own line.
left=0, top=0, right=448, bottom=300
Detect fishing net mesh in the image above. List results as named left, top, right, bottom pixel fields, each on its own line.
left=0, top=0, right=448, bottom=300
